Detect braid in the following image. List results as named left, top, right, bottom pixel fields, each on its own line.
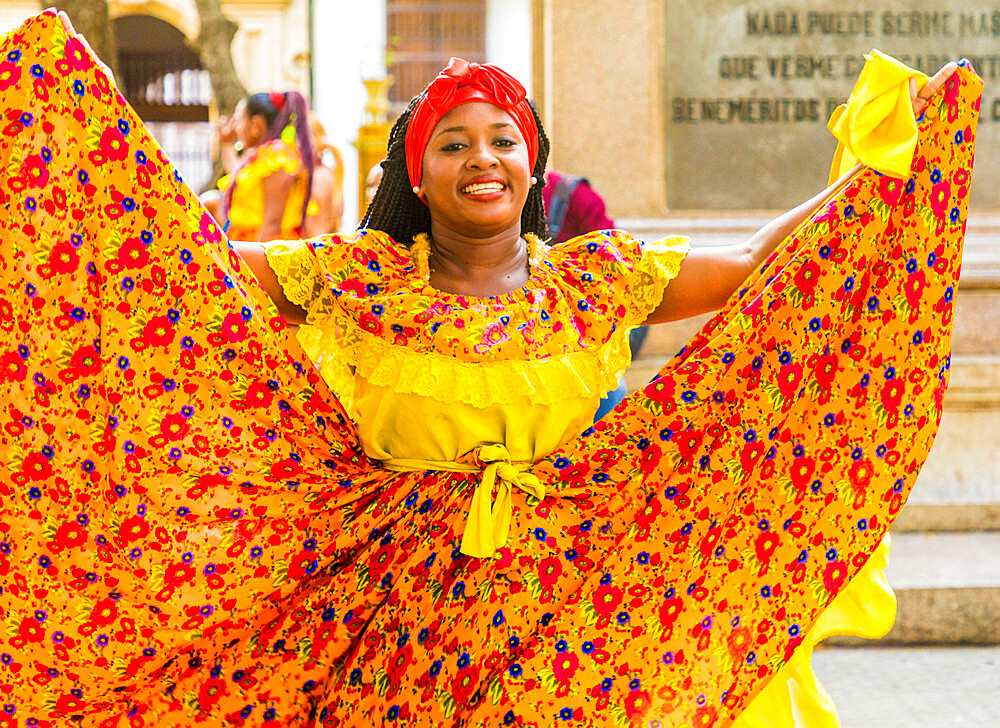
left=360, top=94, right=551, bottom=244
left=521, top=102, right=550, bottom=240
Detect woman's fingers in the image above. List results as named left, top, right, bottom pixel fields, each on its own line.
left=919, top=62, right=959, bottom=100
left=56, top=10, right=76, bottom=35
left=912, top=62, right=959, bottom=114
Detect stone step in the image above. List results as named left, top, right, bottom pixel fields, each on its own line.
left=829, top=532, right=1000, bottom=646
left=811, top=645, right=1000, bottom=726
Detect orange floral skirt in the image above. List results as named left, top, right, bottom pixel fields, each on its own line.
left=0, top=11, right=982, bottom=728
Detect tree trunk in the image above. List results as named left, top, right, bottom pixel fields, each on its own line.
left=190, top=0, right=247, bottom=119
left=190, top=0, right=248, bottom=192
left=52, top=0, right=120, bottom=81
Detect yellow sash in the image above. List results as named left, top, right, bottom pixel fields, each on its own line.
left=383, top=443, right=545, bottom=559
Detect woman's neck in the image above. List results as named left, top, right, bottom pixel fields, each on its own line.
left=425, top=225, right=528, bottom=296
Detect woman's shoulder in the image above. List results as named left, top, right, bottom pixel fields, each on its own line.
left=297, top=229, right=413, bottom=294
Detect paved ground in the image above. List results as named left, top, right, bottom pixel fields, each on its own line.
left=812, top=646, right=1000, bottom=727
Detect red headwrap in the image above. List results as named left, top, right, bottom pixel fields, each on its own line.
left=404, top=57, right=538, bottom=189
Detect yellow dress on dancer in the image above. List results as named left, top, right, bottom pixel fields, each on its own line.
left=219, top=136, right=311, bottom=240
left=0, top=12, right=981, bottom=727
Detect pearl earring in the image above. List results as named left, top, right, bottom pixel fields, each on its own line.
left=412, top=186, right=420, bottom=195
left=530, top=176, right=538, bottom=185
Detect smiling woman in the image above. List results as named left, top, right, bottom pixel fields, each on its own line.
left=0, top=10, right=983, bottom=728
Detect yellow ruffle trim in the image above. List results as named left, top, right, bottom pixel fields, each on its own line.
left=734, top=538, right=895, bottom=727
left=263, top=235, right=688, bottom=411
left=218, top=140, right=302, bottom=192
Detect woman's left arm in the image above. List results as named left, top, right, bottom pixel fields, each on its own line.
left=644, top=61, right=959, bottom=326
left=644, top=164, right=862, bottom=325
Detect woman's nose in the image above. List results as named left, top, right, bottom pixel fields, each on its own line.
left=466, top=140, right=498, bottom=168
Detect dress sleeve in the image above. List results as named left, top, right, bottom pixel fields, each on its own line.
left=551, top=229, right=691, bottom=331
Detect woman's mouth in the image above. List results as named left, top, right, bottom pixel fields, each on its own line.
left=461, top=182, right=506, bottom=195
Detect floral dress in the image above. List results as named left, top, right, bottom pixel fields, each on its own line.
left=0, top=11, right=982, bottom=728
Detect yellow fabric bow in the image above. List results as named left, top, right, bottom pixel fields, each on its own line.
left=382, top=443, right=546, bottom=559
left=827, top=50, right=929, bottom=184
left=461, top=444, right=546, bottom=559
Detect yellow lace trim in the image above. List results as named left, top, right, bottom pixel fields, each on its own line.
left=262, top=236, right=689, bottom=408
left=219, top=140, right=302, bottom=192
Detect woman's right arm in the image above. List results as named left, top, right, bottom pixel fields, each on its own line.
left=232, top=241, right=308, bottom=325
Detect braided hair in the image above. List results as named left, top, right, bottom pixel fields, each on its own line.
left=360, top=96, right=550, bottom=245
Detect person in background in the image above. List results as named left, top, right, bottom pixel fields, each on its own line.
left=365, top=162, right=384, bottom=208
left=543, top=171, right=645, bottom=420
left=304, top=113, right=345, bottom=235
left=207, top=91, right=314, bottom=242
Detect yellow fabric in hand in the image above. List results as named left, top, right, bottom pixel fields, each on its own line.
left=828, top=50, right=928, bottom=184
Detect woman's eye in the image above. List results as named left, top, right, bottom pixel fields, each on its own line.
left=494, top=138, right=516, bottom=148
left=440, top=142, right=465, bottom=152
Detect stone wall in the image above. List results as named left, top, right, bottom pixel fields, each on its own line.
left=535, top=0, right=999, bottom=215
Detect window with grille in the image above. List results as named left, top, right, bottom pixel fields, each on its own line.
left=115, top=14, right=214, bottom=192
left=387, top=0, right=487, bottom=112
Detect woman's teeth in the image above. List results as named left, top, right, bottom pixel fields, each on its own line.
left=462, top=182, right=505, bottom=194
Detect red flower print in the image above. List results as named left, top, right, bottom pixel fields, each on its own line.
left=159, top=412, right=190, bottom=441
left=287, top=549, right=318, bottom=580
left=90, top=598, right=119, bottom=627
left=387, top=642, right=413, bottom=686
left=592, top=584, right=623, bottom=617
left=877, top=175, right=904, bottom=206
left=789, top=456, right=815, bottom=491
left=244, top=380, right=274, bottom=408
left=551, top=651, right=579, bottom=682
left=18, top=617, right=45, bottom=644
left=119, top=515, right=150, bottom=544
left=0, top=61, right=21, bottom=92
left=639, top=443, right=662, bottom=474
left=20, top=451, right=53, bottom=481
left=810, top=353, right=839, bottom=389
left=693, top=704, right=718, bottom=728
left=452, top=664, right=480, bottom=707
left=823, top=559, right=849, bottom=595
left=64, top=36, right=92, bottom=71
left=848, top=458, right=874, bottom=491
left=198, top=677, right=228, bottom=708
left=537, top=556, right=562, bottom=587
left=658, top=596, right=684, bottom=628
left=1, top=350, right=27, bottom=383
left=359, top=310, right=383, bottom=336
left=880, top=379, right=904, bottom=411
left=726, top=626, right=752, bottom=658
left=164, top=562, right=196, bottom=587
left=221, top=312, right=248, bottom=343
left=20, top=153, right=48, bottom=187
left=117, top=236, right=149, bottom=269
left=53, top=520, right=88, bottom=550
left=99, top=126, right=129, bottom=162
left=140, top=316, right=175, bottom=347
left=793, top=260, right=821, bottom=297
left=754, top=531, right=779, bottom=564
left=776, top=362, right=803, bottom=399
left=49, top=241, right=80, bottom=274
left=624, top=689, right=651, bottom=719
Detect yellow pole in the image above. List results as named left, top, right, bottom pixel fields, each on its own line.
left=354, top=76, right=395, bottom=220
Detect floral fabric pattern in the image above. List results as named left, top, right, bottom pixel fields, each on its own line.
left=0, top=12, right=982, bottom=728
left=263, top=230, right=689, bottom=409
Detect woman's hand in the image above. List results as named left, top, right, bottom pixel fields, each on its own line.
left=911, top=62, right=959, bottom=116
left=55, top=10, right=116, bottom=83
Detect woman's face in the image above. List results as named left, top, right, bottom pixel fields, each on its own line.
left=419, top=102, right=531, bottom=238
left=232, top=101, right=266, bottom=149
